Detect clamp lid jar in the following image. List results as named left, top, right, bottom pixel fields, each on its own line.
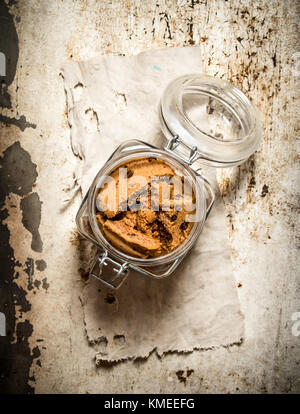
left=76, top=74, right=262, bottom=289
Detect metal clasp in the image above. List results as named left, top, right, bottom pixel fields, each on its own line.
left=164, top=135, right=200, bottom=165
left=90, top=251, right=129, bottom=289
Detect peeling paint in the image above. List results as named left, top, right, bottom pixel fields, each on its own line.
left=175, top=368, right=194, bottom=386
left=261, top=184, right=269, bottom=198
left=0, top=141, right=42, bottom=393
left=35, top=259, right=47, bottom=272
left=41, top=278, right=49, bottom=291
left=0, top=1, right=18, bottom=109
left=24, top=257, right=34, bottom=291
left=20, top=193, right=43, bottom=253
left=32, top=346, right=41, bottom=359
left=0, top=114, right=37, bottom=131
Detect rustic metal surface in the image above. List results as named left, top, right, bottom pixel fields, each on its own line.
left=0, top=0, right=299, bottom=393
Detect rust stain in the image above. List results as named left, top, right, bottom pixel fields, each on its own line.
left=261, top=184, right=269, bottom=197
left=219, top=177, right=230, bottom=197
left=69, top=228, right=83, bottom=246
left=175, top=368, right=194, bottom=385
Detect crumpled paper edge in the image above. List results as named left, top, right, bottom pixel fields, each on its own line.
left=79, top=292, right=244, bottom=367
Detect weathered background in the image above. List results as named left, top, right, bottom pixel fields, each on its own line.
left=0, top=0, right=299, bottom=394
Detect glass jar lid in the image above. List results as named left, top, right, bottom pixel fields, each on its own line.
left=159, top=74, right=262, bottom=168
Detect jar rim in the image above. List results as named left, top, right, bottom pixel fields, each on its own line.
left=87, top=148, right=206, bottom=266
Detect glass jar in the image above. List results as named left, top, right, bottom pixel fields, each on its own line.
left=76, top=74, right=261, bottom=289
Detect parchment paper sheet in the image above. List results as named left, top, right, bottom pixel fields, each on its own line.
left=61, top=47, right=244, bottom=364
